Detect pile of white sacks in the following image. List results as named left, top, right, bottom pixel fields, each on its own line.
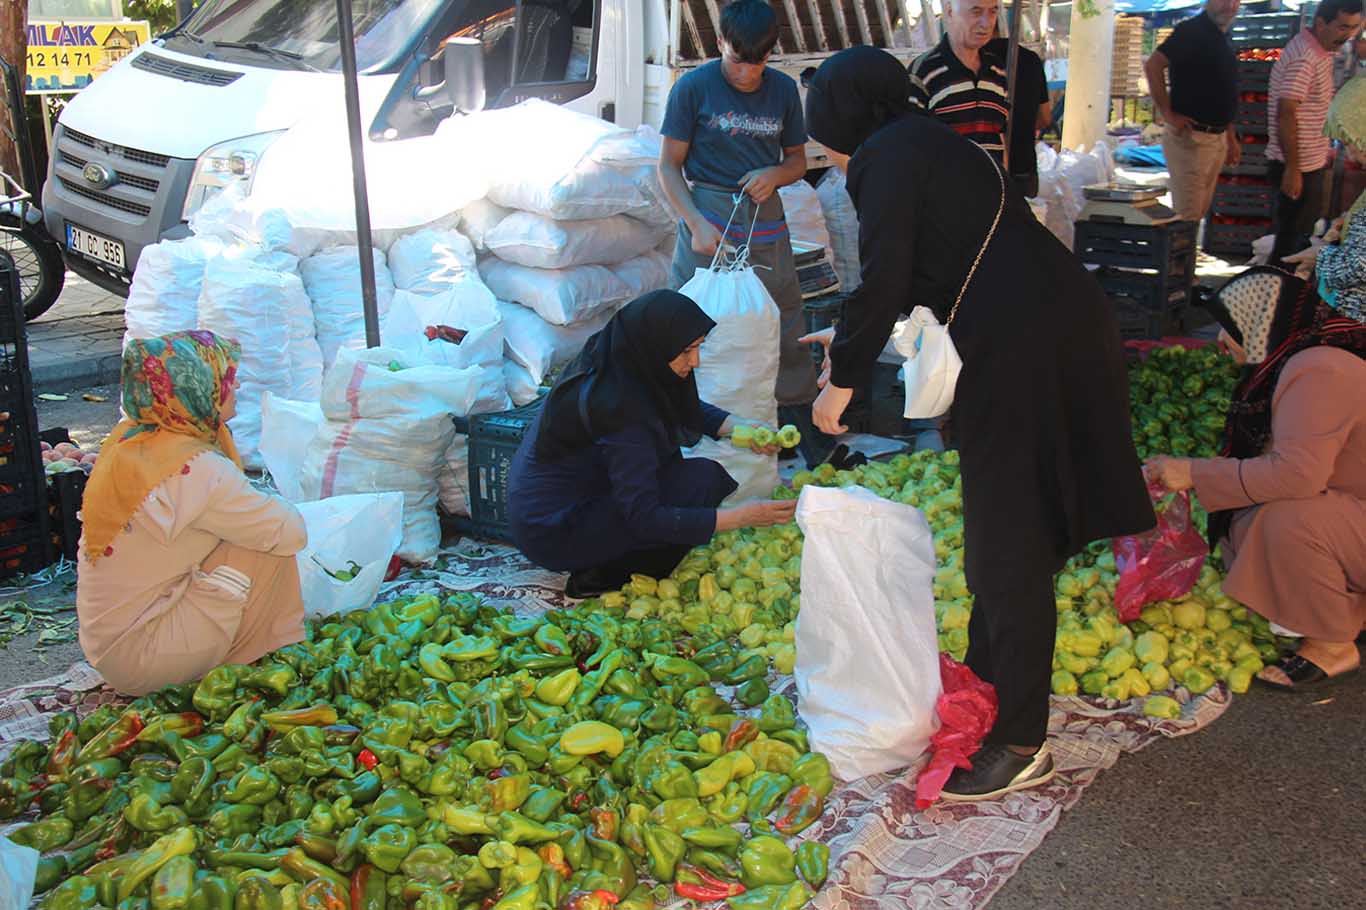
left=119, top=100, right=694, bottom=563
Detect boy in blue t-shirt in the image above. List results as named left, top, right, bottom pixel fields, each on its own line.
left=657, top=0, right=826, bottom=464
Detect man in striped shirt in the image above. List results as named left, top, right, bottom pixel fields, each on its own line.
left=908, top=0, right=1010, bottom=163
left=1267, top=0, right=1364, bottom=265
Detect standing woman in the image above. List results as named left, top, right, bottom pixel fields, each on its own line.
left=657, top=0, right=826, bottom=464
left=802, top=48, right=1155, bottom=800
left=508, top=291, right=795, bottom=598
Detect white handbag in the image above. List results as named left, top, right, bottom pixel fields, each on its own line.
left=896, top=148, right=1005, bottom=419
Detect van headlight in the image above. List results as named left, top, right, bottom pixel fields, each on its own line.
left=182, top=130, right=286, bottom=220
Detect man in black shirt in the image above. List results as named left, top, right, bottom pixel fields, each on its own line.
left=1144, top=0, right=1243, bottom=221
left=986, top=36, right=1052, bottom=197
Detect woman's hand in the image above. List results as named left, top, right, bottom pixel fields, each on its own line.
left=797, top=327, right=836, bottom=388
left=1143, top=456, right=1195, bottom=492
left=717, top=500, right=798, bottom=531
left=812, top=383, right=854, bottom=436
left=728, top=419, right=783, bottom=456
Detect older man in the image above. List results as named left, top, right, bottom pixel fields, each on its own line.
left=909, top=0, right=1010, bottom=163
left=1145, top=0, right=1243, bottom=222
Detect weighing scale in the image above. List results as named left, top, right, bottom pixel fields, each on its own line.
left=1078, top=183, right=1179, bottom=226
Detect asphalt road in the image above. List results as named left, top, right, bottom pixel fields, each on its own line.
left=6, top=390, right=1362, bottom=910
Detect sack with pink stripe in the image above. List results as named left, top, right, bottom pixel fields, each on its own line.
left=299, top=346, right=483, bottom=563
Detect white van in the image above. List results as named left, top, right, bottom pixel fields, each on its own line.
left=44, top=0, right=927, bottom=295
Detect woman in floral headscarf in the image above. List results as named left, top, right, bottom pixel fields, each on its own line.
left=1314, top=75, right=1366, bottom=321
left=77, top=332, right=307, bottom=695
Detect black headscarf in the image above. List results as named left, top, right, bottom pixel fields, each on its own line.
left=533, top=290, right=717, bottom=461
left=1202, top=267, right=1366, bottom=547
left=804, top=46, right=916, bottom=156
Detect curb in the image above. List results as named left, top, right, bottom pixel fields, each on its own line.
left=31, top=351, right=124, bottom=394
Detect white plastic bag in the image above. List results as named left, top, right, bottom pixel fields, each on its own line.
left=778, top=181, right=831, bottom=252
left=680, top=261, right=780, bottom=503
left=480, top=258, right=631, bottom=326
left=125, top=235, right=224, bottom=341
left=460, top=199, right=513, bottom=251
left=388, top=228, right=478, bottom=294
left=260, top=393, right=324, bottom=503
left=504, top=360, right=542, bottom=406
left=0, top=835, right=38, bottom=910
left=815, top=169, right=861, bottom=292
left=498, top=300, right=612, bottom=384
left=794, top=485, right=943, bottom=780
left=300, top=246, right=397, bottom=368
left=486, top=212, right=658, bottom=269
left=381, top=284, right=511, bottom=414
left=295, top=492, right=404, bottom=618
left=893, top=306, right=962, bottom=419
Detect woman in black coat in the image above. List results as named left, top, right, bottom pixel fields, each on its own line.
left=803, top=48, right=1155, bottom=800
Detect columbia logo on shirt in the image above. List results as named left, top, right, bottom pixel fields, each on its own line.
left=706, top=111, right=785, bottom=139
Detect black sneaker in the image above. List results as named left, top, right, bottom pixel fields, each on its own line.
left=939, top=743, right=1055, bottom=801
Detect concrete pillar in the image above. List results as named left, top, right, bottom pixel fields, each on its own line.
left=1061, top=0, right=1116, bottom=152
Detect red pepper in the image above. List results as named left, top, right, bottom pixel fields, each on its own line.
left=675, top=865, right=745, bottom=901
left=384, top=555, right=403, bottom=582
left=538, top=843, right=572, bottom=880
left=724, top=718, right=759, bottom=752
left=46, top=730, right=79, bottom=779
left=423, top=324, right=469, bottom=344
left=357, top=749, right=378, bottom=771
left=589, top=808, right=619, bottom=841
left=568, top=791, right=590, bottom=811
left=76, top=709, right=145, bottom=764
left=350, top=863, right=386, bottom=910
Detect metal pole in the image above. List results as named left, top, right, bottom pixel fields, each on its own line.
left=335, top=0, right=382, bottom=348
left=1002, top=0, right=1023, bottom=175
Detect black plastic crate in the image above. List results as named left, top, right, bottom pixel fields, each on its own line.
left=1204, top=220, right=1272, bottom=256
left=457, top=398, right=546, bottom=543
left=1074, top=220, right=1195, bottom=275
left=1229, top=13, right=1299, bottom=48
left=1097, top=268, right=1188, bottom=341
left=47, top=469, right=87, bottom=562
left=1225, top=141, right=1270, bottom=177
left=1237, top=60, right=1273, bottom=91
left=0, top=511, right=51, bottom=579
left=1211, top=180, right=1277, bottom=218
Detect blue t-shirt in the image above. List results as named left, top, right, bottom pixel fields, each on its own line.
left=661, top=61, right=806, bottom=190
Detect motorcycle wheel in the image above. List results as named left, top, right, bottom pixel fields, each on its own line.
left=0, top=214, right=67, bottom=322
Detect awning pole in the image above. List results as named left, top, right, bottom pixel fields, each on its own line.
left=335, top=0, right=382, bottom=348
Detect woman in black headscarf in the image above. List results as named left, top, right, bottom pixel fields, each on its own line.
left=801, top=47, right=1155, bottom=800
left=508, top=290, right=797, bottom=598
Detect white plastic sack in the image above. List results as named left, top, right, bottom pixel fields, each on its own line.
left=191, top=185, right=297, bottom=253
left=486, top=212, right=658, bottom=269
left=480, top=258, right=631, bottom=326
left=794, top=485, right=943, bottom=780
left=893, top=307, right=962, bottom=419
left=125, top=235, right=225, bottom=342
left=260, top=393, right=324, bottom=503
left=680, top=264, right=780, bottom=503
left=498, top=300, right=611, bottom=384
left=437, top=434, right=471, bottom=516
left=301, top=347, right=483, bottom=562
left=461, top=199, right=513, bottom=251
left=388, top=228, right=478, bottom=294
left=778, top=181, right=831, bottom=253
left=0, top=836, right=37, bottom=910
left=295, top=492, right=404, bottom=618
left=504, top=360, right=542, bottom=406
left=381, top=284, right=511, bottom=414
left=301, top=246, right=397, bottom=368
left=614, top=252, right=672, bottom=298
left=815, top=169, right=861, bottom=292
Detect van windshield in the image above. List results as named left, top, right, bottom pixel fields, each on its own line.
left=171, top=0, right=446, bottom=72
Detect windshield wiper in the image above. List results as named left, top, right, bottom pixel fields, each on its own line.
left=168, top=28, right=206, bottom=44
left=211, top=40, right=321, bottom=72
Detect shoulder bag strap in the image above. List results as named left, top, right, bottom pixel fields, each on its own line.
left=947, top=146, right=1007, bottom=326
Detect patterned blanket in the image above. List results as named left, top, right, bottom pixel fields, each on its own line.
left=0, top=540, right=1229, bottom=910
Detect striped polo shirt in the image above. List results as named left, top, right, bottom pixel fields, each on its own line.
left=1266, top=29, right=1334, bottom=172
left=909, top=35, right=1010, bottom=161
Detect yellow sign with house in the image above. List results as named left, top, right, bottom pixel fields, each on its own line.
left=25, top=20, right=152, bottom=94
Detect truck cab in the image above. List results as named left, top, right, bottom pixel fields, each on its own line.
left=44, top=0, right=925, bottom=296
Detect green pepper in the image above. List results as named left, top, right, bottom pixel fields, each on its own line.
left=681, top=825, right=744, bottom=854
left=494, top=810, right=561, bottom=845
left=150, top=854, right=196, bottom=910
left=560, top=721, right=625, bottom=758
left=648, top=798, right=709, bottom=833
left=261, top=705, right=339, bottom=732
left=639, top=703, right=679, bottom=733
left=399, top=843, right=457, bottom=882
left=361, top=823, right=416, bottom=873
left=123, top=793, right=190, bottom=833
left=208, top=805, right=261, bottom=840
left=736, top=678, right=770, bottom=707
left=739, top=835, right=797, bottom=889
left=642, top=824, right=687, bottom=883
left=744, top=738, right=800, bottom=774
left=723, top=655, right=767, bottom=686
left=769, top=728, right=809, bottom=753
left=470, top=700, right=508, bottom=743
left=187, top=872, right=235, bottom=910
left=223, top=766, right=281, bottom=806
left=773, top=784, right=824, bottom=835
left=118, top=826, right=198, bottom=902
left=349, top=865, right=386, bottom=910
left=534, top=623, right=571, bottom=656
left=645, top=760, right=697, bottom=801
left=232, top=875, right=283, bottom=910
left=34, top=855, right=67, bottom=894
left=10, top=813, right=73, bottom=851
left=745, top=773, right=792, bottom=829
left=62, top=758, right=123, bottom=822
left=727, top=881, right=811, bottom=910
left=645, top=655, right=709, bottom=690
left=192, top=666, right=247, bottom=721
left=42, top=876, right=100, bottom=910
left=598, top=697, right=650, bottom=730
left=534, top=668, right=582, bottom=706
left=790, top=752, right=833, bottom=798
left=335, top=770, right=382, bottom=805
left=587, top=834, right=636, bottom=898
left=280, top=846, right=352, bottom=895
left=756, top=695, right=795, bottom=733
left=366, top=787, right=426, bottom=827
left=795, top=841, right=829, bottom=888
left=76, top=707, right=146, bottom=764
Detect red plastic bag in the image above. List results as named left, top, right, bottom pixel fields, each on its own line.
left=915, top=654, right=998, bottom=808
left=1112, top=484, right=1209, bottom=623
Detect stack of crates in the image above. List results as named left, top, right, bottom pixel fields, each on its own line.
left=1206, top=12, right=1300, bottom=256
left=1074, top=219, right=1198, bottom=340
left=802, top=292, right=905, bottom=438
left=0, top=251, right=52, bottom=578
left=1111, top=16, right=1146, bottom=97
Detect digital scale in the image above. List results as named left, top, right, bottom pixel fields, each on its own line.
left=792, top=241, right=841, bottom=299
left=1078, top=182, right=1179, bottom=226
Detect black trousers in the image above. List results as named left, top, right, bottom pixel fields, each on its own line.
left=1268, top=161, right=1330, bottom=266
left=963, top=567, right=1057, bottom=747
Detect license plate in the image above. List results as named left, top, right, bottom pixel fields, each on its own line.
left=66, top=224, right=126, bottom=270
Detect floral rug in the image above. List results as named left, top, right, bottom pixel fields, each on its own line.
left=0, top=540, right=1229, bottom=910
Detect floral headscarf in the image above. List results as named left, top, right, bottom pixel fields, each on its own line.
left=1325, top=75, right=1366, bottom=220
left=82, top=331, right=243, bottom=562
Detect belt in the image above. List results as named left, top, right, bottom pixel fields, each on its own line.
left=1190, top=121, right=1227, bottom=134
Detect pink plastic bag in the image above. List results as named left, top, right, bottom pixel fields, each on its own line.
left=915, top=654, right=998, bottom=808
left=1113, top=484, right=1209, bottom=623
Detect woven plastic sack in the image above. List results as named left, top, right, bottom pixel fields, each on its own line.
left=300, top=246, right=397, bottom=368
left=815, top=168, right=861, bottom=292
left=480, top=258, right=631, bottom=327
left=614, top=251, right=672, bottom=298
left=125, top=235, right=224, bottom=341
left=915, top=654, right=999, bottom=807
left=388, top=228, right=478, bottom=294
left=486, top=212, right=658, bottom=269
left=460, top=199, right=513, bottom=251
left=1113, top=485, right=1208, bottom=623
left=498, top=300, right=615, bottom=385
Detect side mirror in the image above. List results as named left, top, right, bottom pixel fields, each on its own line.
left=415, top=37, right=486, bottom=113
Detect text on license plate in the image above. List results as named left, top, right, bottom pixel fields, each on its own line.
left=66, top=225, right=125, bottom=270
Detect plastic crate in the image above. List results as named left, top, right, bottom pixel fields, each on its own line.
left=1237, top=60, right=1273, bottom=91
left=1229, top=13, right=1299, bottom=48
left=1074, top=220, right=1195, bottom=276
left=458, top=398, right=545, bottom=543
left=1224, top=141, right=1270, bottom=177
left=1211, top=180, right=1277, bottom=218
left=1096, top=268, right=1188, bottom=341
left=1203, top=220, right=1273, bottom=256
left=47, top=469, right=87, bottom=562
left=0, top=512, right=52, bottom=580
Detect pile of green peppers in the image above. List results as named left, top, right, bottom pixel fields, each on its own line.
left=1126, top=344, right=1238, bottom=461
left=1, top=592, right=834, bottom=910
